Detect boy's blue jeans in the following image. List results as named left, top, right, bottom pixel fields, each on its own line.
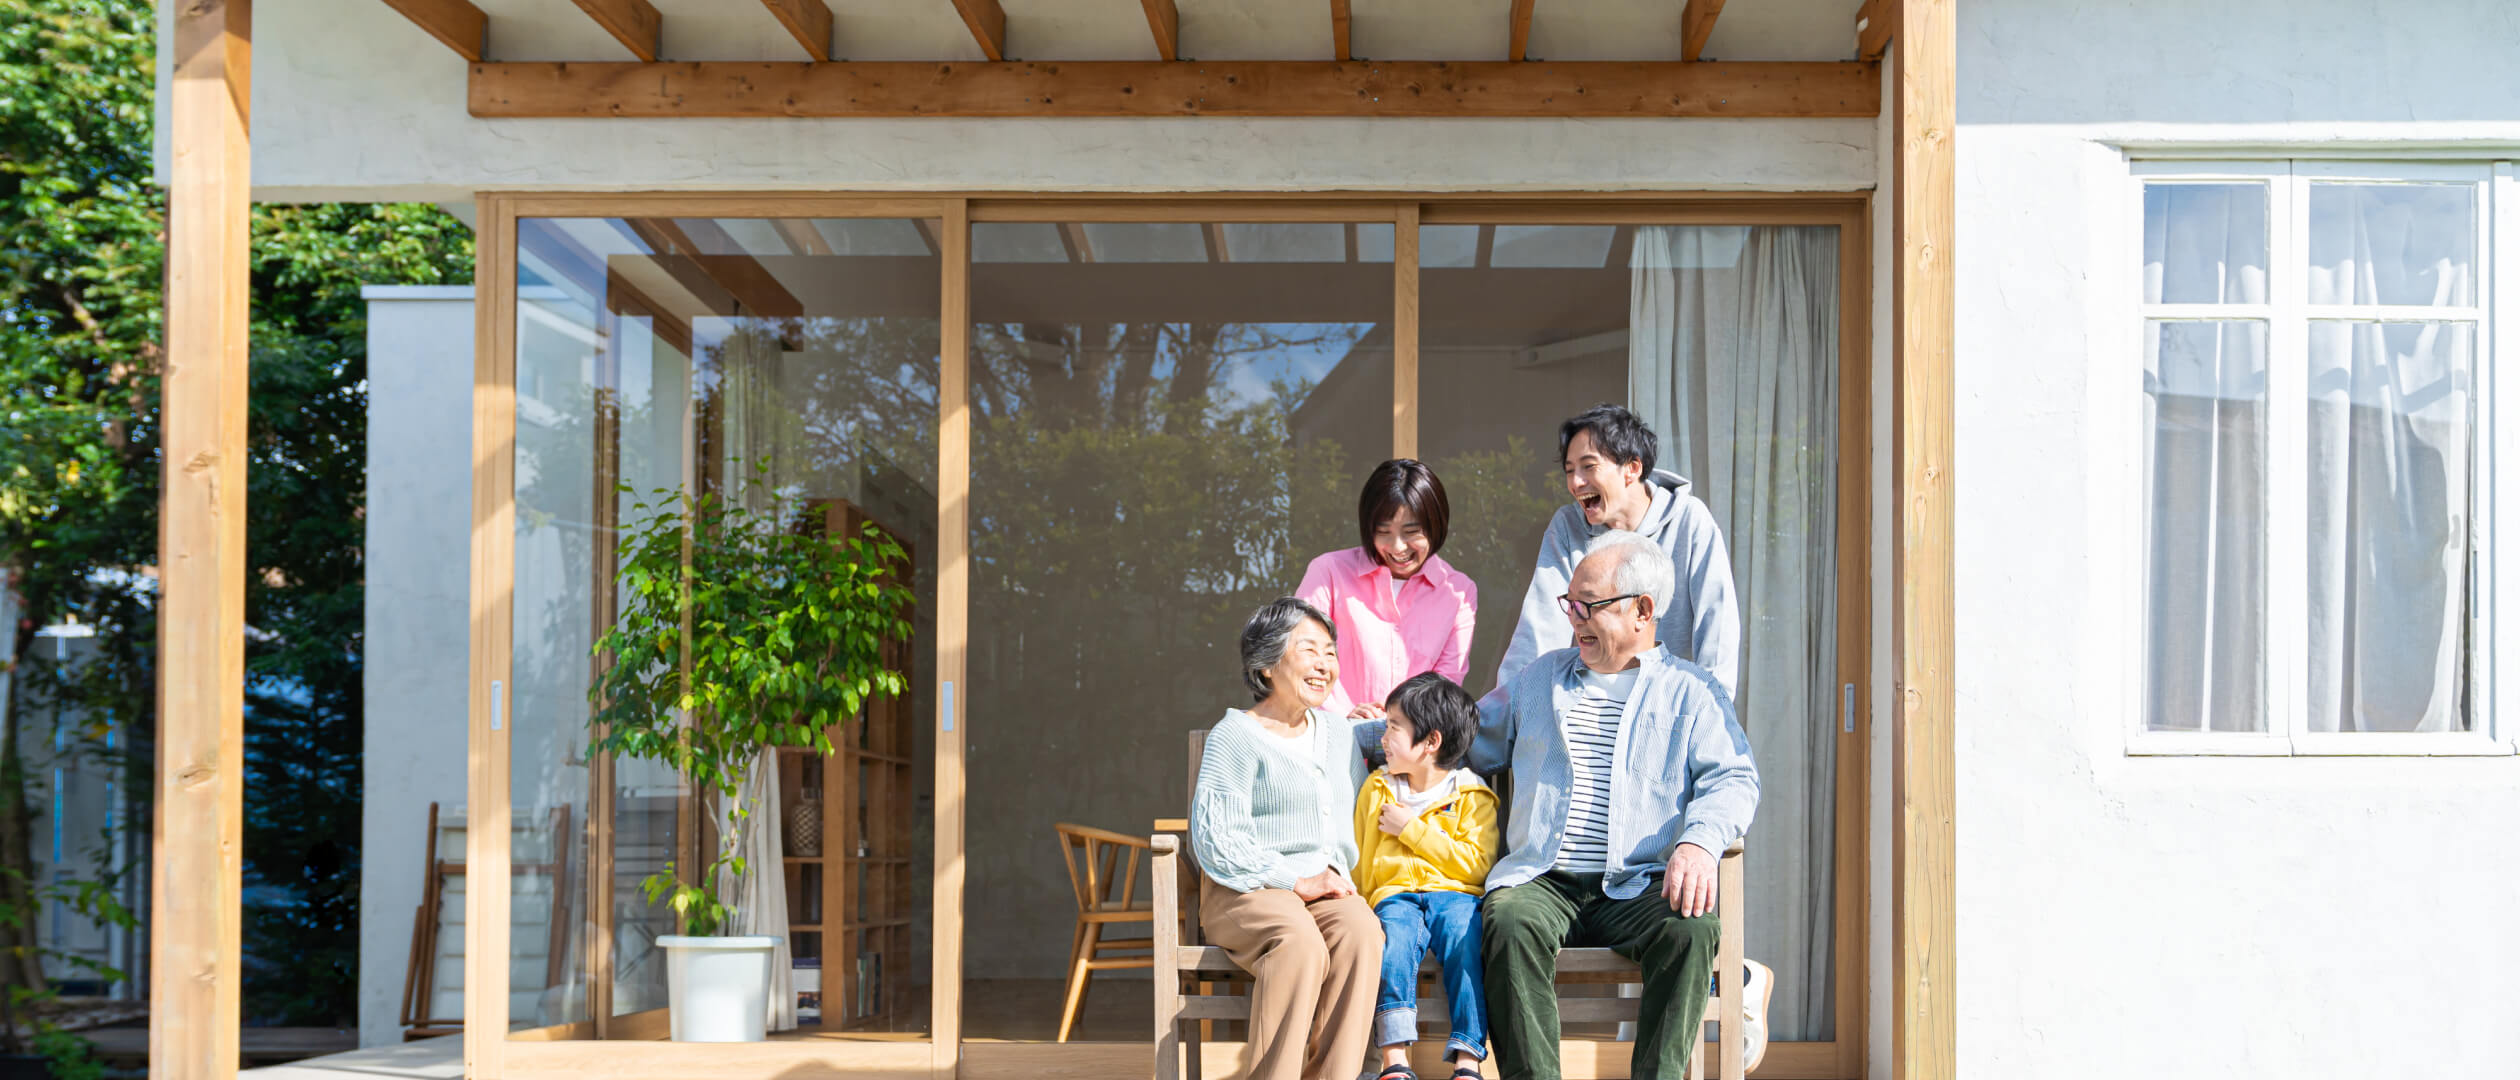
left=1373, top=891, right=1488, bottom=1061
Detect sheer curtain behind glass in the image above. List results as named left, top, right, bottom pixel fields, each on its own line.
left=2141, top=185, right=2270, bottom=732
left=1627, top=225, right=1839, bottom=1041
left=2303, top=183, right=2477, bottom=733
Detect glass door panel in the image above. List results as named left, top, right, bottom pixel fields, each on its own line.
left=960, top=219, right=1395, bottom=1040
left=509, top=215, right=942, bottom=1039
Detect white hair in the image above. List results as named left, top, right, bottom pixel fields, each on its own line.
left=1584, top=529, right=1675, bottom=618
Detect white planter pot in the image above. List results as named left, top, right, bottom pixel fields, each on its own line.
left=659, top=935, right=779, bottom=1043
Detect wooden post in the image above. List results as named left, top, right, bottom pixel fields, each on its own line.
left=1892, top=2, right=1958, bottom=1080
left=465, top=194, right=521, bottom=1079
left=1392, top=205, right=1419, bottom=460
left=929, top=201, right=971, bottom=1079
left=154, top=3, right=251, bottom=1079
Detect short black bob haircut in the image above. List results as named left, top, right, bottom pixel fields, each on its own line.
left=1383, top=672, right=1478, bottom=771
left=1558, top=403, right=1659, bottom=477
left=1356, top=459, right=1450, bottom=569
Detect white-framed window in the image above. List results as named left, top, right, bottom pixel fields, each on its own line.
left=2131, top=159, right=2519, bottom=755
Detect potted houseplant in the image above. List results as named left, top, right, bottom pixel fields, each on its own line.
left=591, top=479, right=914, bottom=1042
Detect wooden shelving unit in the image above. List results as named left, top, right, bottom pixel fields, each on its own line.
left=779, top=500, right=916, bottom=1032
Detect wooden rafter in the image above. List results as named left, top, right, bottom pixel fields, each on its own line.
left=571, top=0, right=662, bottom=63
left=949, top=0, right=1007, bottom=62
left=1330, top=0, right=1352, bottom=61
left=772, top=218, right=833, bottom=256
left=1681, top=0, right=1726, bottom=61
left=471, top=60, right=1881, bottom=118
left=1856, top=0, right=1893, bottom=61
left=616, top=218, right=805, bottom=318
left=380, top=0, right=488, bottom=62
left=761, top=0, right=833, bottom=63
left=1200, top=222, right=1229, bottom=263
left=1141, top=0, right=1179, bottom=61
left=1508, top=0, right=1534, bottom=61
left=1056, top=223, right=1095, bottom=263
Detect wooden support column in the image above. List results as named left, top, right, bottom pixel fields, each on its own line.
left=929, top=201, right=971, bottom=1080
left=1892, top=1, right=1957, bottom=1080
left=465, top=195, right=520, bottom=1080
left=1392, top=205, right=1418, bottom=459
left=155, top=3, right=251, bottom=1079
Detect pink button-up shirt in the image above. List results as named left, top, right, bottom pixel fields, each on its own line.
left=1295, top=547, right=1478, bottom=716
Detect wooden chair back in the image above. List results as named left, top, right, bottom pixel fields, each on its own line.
left=1054, top=823, right=1153, bottom=916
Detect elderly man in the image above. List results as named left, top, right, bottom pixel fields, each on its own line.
left=1468, top=531, right=1758, bottom=1080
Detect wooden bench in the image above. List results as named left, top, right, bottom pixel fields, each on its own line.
left=1152, top=728, right=1747, bottom=1080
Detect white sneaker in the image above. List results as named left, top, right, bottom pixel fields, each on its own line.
left=1740, top=958, right=1774, bottom=1072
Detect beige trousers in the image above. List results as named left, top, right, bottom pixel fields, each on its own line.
left=1200, top=878, right=1382, bottom=1080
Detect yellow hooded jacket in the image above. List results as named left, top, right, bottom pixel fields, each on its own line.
left=1352, top=767, right=1502, bottom=908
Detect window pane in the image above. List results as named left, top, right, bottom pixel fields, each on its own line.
left=512, top=217, right=942, bottom=1035
left=2144, top=183, right=2269, bottom=305
left=2307, top=183, right=2477, bottom=307
left=2142, top=320, right=2268, bottom=732
left=2306, top=321, right=2475, bottom=732
left=963, top=221, right=1390, bottom=1039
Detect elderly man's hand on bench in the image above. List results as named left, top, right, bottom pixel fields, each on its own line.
left=1664, top=841, right=1720, bottom=917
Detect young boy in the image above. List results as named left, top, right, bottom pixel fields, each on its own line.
left=1354, top=673, right=1501, bottom=1080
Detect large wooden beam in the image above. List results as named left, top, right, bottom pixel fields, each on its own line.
left=157, top=3, right=249, bottom=1080
left=1856, top=0, right=1893, bottom=61
left=380, top=0, right=487, bottom=62
left=949, top=0, right=1006, bottom=61
left=1330, top=0, right=1351, bottom=61
left=571, top=0, right=661, bottom=63
left=761, top=0, right=832, bottom=62
left=1893, top=4, right=1957, bottom=1080
left=617, top=218, right=804, bottom=318
left=469, top=59, right=1880, bottom=118
left=1508, top=0, right=1534, bottom=61
left=1681, top=0, right=1726, bottom=61
left=1140, top=0, right=1179, bottom=61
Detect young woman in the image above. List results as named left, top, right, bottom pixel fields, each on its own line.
left=1297, top=459, right=1479, bottom=718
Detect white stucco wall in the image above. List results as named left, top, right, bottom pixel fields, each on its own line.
left=360, top=287, right=477, bottom=1048
left=1953, top=3, right=2520, bottom=1079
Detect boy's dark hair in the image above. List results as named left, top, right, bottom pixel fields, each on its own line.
left=1356, top=458, right=1450, bottom=566
left=1384, top=672, right=1478, bottom=770
left=1557, top=403, right=1659, bottom=476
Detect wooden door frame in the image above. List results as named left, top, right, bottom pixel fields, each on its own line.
left=464, top=191, right=1878, bottom=1080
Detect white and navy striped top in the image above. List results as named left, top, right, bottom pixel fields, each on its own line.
left=1554, top=665, right=1640, bottom=873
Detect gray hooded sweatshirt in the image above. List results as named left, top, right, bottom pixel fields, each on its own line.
left=1479, top=468, right=1742, bottom=714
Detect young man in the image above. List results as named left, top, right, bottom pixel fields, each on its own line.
left=1470, top=533, right=1759, bottom=1080
left=1481, top=404, right=1773, bottom=1069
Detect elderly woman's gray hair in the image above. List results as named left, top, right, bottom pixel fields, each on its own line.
left=1585, top=529, right=1676, bottom=617
left=1239, top=596, right=1336, bottom=703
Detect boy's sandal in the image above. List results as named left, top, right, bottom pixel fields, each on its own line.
left=1374, top=1067, right=1418, bottom=1080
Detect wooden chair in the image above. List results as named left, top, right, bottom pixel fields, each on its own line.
left=1053, top=822, right=1158, bottom=1042
left=1152, top=729, right=1749, bottom=1080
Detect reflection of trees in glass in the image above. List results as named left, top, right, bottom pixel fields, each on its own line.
left=1431, top=437, right=1565, bottom=697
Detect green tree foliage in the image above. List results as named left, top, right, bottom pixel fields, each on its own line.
left=0, top=0, right=472, bottom=1024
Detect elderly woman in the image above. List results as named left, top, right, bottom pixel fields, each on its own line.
left=1191, top=597, right=1380, bottom=1080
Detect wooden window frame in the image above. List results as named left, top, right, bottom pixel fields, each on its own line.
left=468, top=191, right=1872, bottom=1080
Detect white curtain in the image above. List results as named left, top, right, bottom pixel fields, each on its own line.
left=2142, top=320, right=2269, bottom=732
left=718, top=748, right=797, bottom=1031
left=1628, top=225, right=1840, bottom=1041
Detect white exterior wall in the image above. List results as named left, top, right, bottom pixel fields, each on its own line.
left=360, top=287, right=477, bottom=1048
left=1953, top=3, right=2520, bottom=1079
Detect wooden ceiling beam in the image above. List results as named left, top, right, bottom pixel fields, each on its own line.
left=1330, top=0, right=1352, bottom=61
left=1141, top=0, right=1180, bottom=61
left=470, top=60, right=1881, bottom=118
left=380, top=0, right=488, bottom=62
left=616, top=218, right=805, bottom=319
left=570, top=0, right=662, bottom=63
left=761, top=0, right=834, bottom=63
left=1856, top=0, right=1893, bottom=61
left=1201, top=222, right=1230, bottom=263
left=1508, top=0, right=1534, bottom=62
left=949, top=0, right=1007, bottom=62
left=1681, top=0, right=1726, bottom=62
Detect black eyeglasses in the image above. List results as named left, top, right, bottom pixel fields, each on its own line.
left=1557, top=593, right=1643, bottom=621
